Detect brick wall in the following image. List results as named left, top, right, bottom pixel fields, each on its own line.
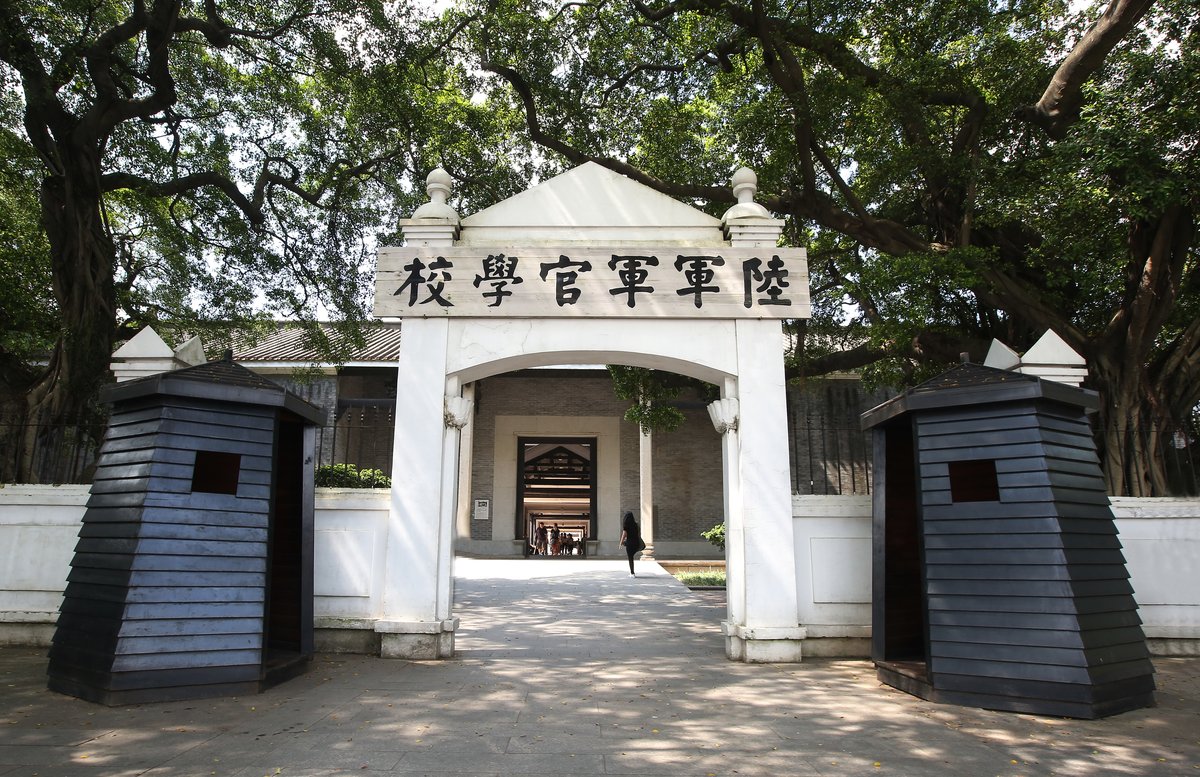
left=652, top=403, right=723, bottom=541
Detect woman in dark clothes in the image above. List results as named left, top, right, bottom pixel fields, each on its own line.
left=619, top=511, right=643, bottom=577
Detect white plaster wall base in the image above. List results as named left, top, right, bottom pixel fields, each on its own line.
left=722, top=622, right=808, bottom=662
left=313, top=617, right=382, bottom=654
left=376, top=618, right=458, bottom=659
left=0, top=485, right=88, bottom=644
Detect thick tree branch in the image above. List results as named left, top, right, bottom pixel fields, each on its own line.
left=103, top=170, right=267, bottom=223
left=789, top=343, right=890, bottom=377
left=1018, top=0, right=1156, bottom=139
left=1103, top=205, right=1194, bottom=356
left=1153, top=316, right=1200, bottom=414
left=758, top=30, right=818, bottom=194
left=972, top=268, right=1089, bottom=353
left=84, top=0, right=149, bottom=108
left=630, top=0, right=679, bottom=23
left=104, top=145, right=404, bottom=226
left=0, top=0, right=75, bottom=167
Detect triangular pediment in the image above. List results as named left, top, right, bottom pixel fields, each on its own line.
left=112, top=327, right=174, bottom=359
left=1021, top=329, right=1085, bottom=366
left=458, top=162, right=723, bottom=246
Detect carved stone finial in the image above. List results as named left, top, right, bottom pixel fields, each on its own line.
left=412, top=167, right=460, bottom=222
left=732, top=167, right=758, bottom=203
left=426, top=167, right=452, bottom=203
left=722, top=167, right=771, bottom=221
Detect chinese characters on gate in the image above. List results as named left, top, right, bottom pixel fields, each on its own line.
left=386, top=250, right=795, bottom=313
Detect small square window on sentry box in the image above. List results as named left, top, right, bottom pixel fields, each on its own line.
left=192, top=450, right=241, bottom=495
left=948, top=459, right=1000, bottom=502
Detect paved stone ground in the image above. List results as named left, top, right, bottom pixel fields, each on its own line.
left=1, top=557, right=1197, bottom=776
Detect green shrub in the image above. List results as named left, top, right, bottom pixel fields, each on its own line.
left=701, top=522, right=725, bottom=551
left=315, top=463, right=391, bottom=488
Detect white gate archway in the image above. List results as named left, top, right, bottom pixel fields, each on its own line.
left=373, top=164, right=809, bottom=662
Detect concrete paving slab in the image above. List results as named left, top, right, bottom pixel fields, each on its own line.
left=1, top=557, right=1198, bottom=776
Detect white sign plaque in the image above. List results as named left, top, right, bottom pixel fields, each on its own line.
left=473, top=499, right=490, bottom=521
left=374, top=246, right=808, bottom=319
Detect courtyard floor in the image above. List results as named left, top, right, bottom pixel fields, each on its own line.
left=1, top=557, right=1197, bottom=776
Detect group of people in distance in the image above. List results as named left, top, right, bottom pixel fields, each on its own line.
left=528, top=511, right=645, bottom=578
left=531, top=523, right=581, bottom=556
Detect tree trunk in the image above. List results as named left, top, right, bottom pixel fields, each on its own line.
left=15, top=150, right=116, bottom=482
left=1093, top=365, right=1163, bottom=497
left=1089, top=205, right=1196, bottom=497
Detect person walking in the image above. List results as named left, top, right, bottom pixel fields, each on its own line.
left=619, top=511, right=644, bottom=577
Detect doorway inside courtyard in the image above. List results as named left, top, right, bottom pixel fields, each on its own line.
left=518, top=436, right=596, bottom=557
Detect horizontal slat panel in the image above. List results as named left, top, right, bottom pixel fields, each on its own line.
left=928, top=609, right=1143, bottom=631
left=129, top=555, right=266, bottom=573
left=125, top=570, right=264, bottom=587
left=924, top=532, right=1120, bottom=550
left=160, top=404, right=276, bottom=429
left=78, top=523, right=267, bottom=542
left=930, top=656, right=1092, bottom=684
left=103, top=663, right=261, bottom=691
left=925, top=578, right=1133, bottom=597
left=924, top=564, right=1126, bottom=581
left=139, top=508, right=268, bottom=527
left=922, top=504, right=1116, bottom=523
left=111, top=649, right=262, bottom=672
left=124, top=601, right=264, bottom=619
left=101, top=434, right=272, bottom=457
left=925, top=547, right=1128, bottom=565
left=931, top=642, right=1088, bottom=666
left=117, top=618, right=263, bottom=638
left=114, top=633, right=262, bottom=655
left=125, top=586, right=264, bottom=603
left=142, top=492, right=269, bottom=512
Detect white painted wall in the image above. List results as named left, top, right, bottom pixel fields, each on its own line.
left=0, top=485, right=88, bottom=644
left=1109, top=497, right=1200, bottom=654
left=791, top=495, right=873, bottom=654
left=311, top=489, right=392, bottom=627
left=3, top=487, right=1198, bottom=655
left=788, top=494, right=1200, bottom=656
left=0, top=486, right=397, bottom=644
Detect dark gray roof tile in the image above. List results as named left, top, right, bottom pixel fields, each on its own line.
left=231, top=323, right=402, bottom=364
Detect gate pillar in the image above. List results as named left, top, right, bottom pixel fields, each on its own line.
left=376, top=318, right=461, bottom=658
left=718, top=319, right=806, bottom=662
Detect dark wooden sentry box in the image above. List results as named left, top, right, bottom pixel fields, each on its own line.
left=47, top=358, right=324, bottom=705
left=861, top=363, right=1155, bottom=719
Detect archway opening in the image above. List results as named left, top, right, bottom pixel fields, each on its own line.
left=459, top=354, right=727, bottom=562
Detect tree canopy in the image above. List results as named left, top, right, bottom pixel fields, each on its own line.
left=450, top=0, right=1198, bottom=495
left=0, top=0, right=529, bottom=479
left=1, top=0, right=1195, bottom=493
